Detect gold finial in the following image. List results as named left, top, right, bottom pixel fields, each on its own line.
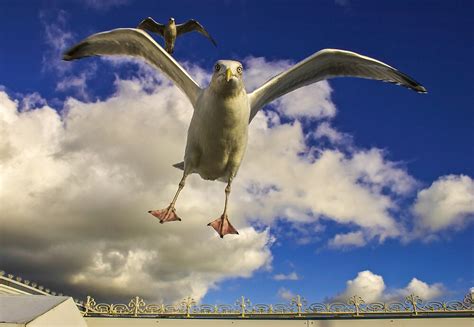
left=348, top=295, right=365, bottom=316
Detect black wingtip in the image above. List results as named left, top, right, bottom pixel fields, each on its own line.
left=62, top=44, right=80, bottom=61
left=416, top=85, right=428, bottom=94
left=62, top=53, right=73, bottom=61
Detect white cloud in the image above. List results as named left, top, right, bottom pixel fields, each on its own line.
left=334, top=270, right=444, bottom=302
left=56, top=63, right=97, bottom=100
left=19, top=92, right=48, bottom=111
left=39, top=10, right=74, bottom=76
left=0, top=77, right=273, bottom=303
left=314, top=122, right=352, bottom=145
left=336, top=270, right=385, bottom=302
left=82, top=0, right=130, bottom=11
left=277, top=287, right=296, bottom=301
left=412, top=175, right=474, bottom=233
left=394, top=278, right=444, bottom=300
left=273, top=272, right=299, bottom=281
left=328, top=231, right=366, bottom=249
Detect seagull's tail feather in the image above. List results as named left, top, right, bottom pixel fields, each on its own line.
left=172, top=161, right=185, bottom=171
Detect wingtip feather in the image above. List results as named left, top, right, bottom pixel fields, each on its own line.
left=416, top=85, right=428, bottom=94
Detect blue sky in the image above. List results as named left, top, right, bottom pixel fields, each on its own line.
left=0, top=0, right=473, bottom=306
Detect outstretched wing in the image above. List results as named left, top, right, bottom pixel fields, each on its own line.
left=137, top=17, right=165, bottom=36
left=248, top=49, right=427, bottom=122
left=63, top=28, right=201, bottom=106
left=176, top=19, right=217, bottom=46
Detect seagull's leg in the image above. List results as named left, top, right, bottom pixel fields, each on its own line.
left=208, top=179, right=239, bottom=238
left=148, top=173, right=187, bottom=223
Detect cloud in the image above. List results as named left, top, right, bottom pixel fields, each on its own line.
left=328, top=231, right=366, bottom=249
left=277, top=287, right=296, bottom=301
left=273, top=272, right=299, bottom=281
left=335, top=270, right=385, bottom=302
left=412, top=175, right=474, bottom=233
left=81, top=0, right=130, bottom=11
left=39, top=10, right=74, bottom=76
left=334, top=270, right=444, bottom=302
left=314, top=122, right=352, bottom=145
left=39, top=9, right=96, bottom=99
left=393, top=278, right=444, bottom=300
left=0, top=75, right=273, bottom=303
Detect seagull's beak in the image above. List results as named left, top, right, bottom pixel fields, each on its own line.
left=226, top=68, right=232, bottom=82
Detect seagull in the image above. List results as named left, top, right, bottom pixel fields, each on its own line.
left=63, top=28, right=426, bottom=238
left=137, top=17, right=217, bottom=54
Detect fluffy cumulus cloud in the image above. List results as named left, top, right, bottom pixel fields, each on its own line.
left=335, top=270, right=444, bottom=302
left=336, top=270, right=386, bottom=302
left=395, top=278, right=444, bottom=300
left=0, top=74, right=273, bottom=303
left=412, top=175, right=474, bottom=234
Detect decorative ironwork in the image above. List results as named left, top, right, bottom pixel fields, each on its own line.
left=81, top=292, right=473, bottom=318
left=1, top=270, right=472, bottom=319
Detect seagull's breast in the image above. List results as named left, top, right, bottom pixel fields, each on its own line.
left=164, top=24, right=177, bottom=43
left=185, top=88, right=250, bottom=181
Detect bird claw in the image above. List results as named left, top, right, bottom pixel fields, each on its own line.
left=148, top=206, right=181, bottom=223
left=208, top=214, right=239, bottom=238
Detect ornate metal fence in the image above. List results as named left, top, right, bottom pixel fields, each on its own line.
left=2, top=270, right=472, bottom=319
left=79, top=292, right=473, bottom=318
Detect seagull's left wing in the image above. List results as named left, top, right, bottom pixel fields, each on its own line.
left=137, top=17, right=165, bottom=36
left=176, top=19, right=217, bottom=46
left=248, top=49, right=427, bottom=122
left=63, top=28, right=202, bottom=106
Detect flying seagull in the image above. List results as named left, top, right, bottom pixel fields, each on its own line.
left=63, top=28, right=426, bottom=238
left=137, top=17, right=217, bottom=54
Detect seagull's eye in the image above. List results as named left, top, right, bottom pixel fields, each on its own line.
left=237, top=66, right=243, bottom=74
left=214, top=64, right=220, bottom=72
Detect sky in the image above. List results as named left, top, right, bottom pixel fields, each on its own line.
left=0, top=0, right=473, bottom=307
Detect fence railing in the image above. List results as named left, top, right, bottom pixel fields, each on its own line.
left=2, top=270, right=472, bottom=319
left=80, top=292, right=473, bottom=319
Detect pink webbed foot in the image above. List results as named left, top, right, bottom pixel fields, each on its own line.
left=148, top=206, right=181, bottom=224
left=208, top=214, right=239, bottom=238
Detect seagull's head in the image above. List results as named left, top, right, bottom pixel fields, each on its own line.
left=210, top=60, right=244, bottom=96
left=169, top=17, right=175, bottom=24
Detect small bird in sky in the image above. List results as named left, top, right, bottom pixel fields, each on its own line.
left=137, top=17, right=217, bottom=54
left=63, top=28, right=426, bottom=238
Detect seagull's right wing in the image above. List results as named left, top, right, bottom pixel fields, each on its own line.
left=137, top=17, right=165, bottom=36
left=63, top=28, right=201, bottom=106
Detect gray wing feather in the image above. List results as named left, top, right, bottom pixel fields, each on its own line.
left=137, top=17, right=165, bottom=36
left=176, top=19, right=217, bottom=46
left=63, top=28, right=201, bottom=106
left=248, top=49, right=427, bottom=122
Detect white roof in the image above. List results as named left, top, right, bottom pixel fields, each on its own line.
left=0, top=295, right=86, bottom=326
